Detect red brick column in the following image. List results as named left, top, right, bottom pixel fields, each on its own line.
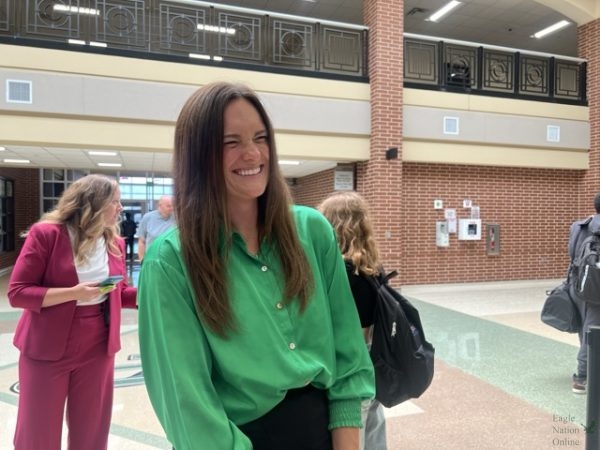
left=362, top=0, right=404, bottom=281
left=579, top=19, right=600, bottom=213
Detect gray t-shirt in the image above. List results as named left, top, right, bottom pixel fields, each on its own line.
left=138, top=210, right=176, bottom=249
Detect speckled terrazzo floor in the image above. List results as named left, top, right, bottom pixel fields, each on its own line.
left=0, top=268, right=592, bottom=449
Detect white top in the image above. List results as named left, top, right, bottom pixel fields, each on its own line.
left=71, top=234, right=109, bottom=306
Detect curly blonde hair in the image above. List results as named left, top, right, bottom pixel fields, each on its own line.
left=318, top=191, right=381, bottom=277
left=41, top=174, right=121, bottom=265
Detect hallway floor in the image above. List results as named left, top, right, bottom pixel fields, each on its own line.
left=0, top=265, right=589, bottom=449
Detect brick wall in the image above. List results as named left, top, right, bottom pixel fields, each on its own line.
left=290, top=169, right=335, bottom=206
left=0, top=168, right=40, bottom=270
left=292, top=163, right=583, bottom=285
left=363, top=0, right=404, bottom=285
left=579, top=20, right=600, bottom=215
left=400, top=163, right=583, bottom=284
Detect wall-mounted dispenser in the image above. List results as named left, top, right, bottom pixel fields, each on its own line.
left=436, top=221, right=450, bottom=247
left=458, top=218, right=481, bottom=240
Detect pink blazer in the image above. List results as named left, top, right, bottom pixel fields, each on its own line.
left=8, top=222, right=137, bottom=361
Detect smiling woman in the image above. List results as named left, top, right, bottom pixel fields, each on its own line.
left=137, top=82, right=375, bottom=450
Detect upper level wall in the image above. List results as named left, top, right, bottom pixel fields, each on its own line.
left=403, top=88, right=590, bottom=169
left=0, top=44, right=590, bottom=171
left=0, top=44, right=371, bottom=162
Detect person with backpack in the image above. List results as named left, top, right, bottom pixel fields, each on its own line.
left=568, top=192, right=600, bottom=394
left=318, top=191, right=388, bottom=450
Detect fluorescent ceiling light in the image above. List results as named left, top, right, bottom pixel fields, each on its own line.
left=532, top=20, right=570, bottom=39
left=97, top=163, right=122, bottom=167
left=89, top=151, right=118, bottom=156
left=89, top=41, right=107, bottom=48
left=213, top=56, right=223, bottom=62
left=279, top=160, right=301, bottom=165
left=67, top=39, right=86, bottom=46
left=189, top=53, right=211, bottom=60
left=53, top=5, right=100, bottom=16
left=197, top=24, right=236, bottom=35
left=0, top=146, right=5, bottom=151
left=3, top=159, right=30, bottom=164
left=427, top=1, right=462, bottom=22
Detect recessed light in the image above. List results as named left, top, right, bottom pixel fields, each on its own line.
left=97, top=163, right=122, bottom=167
left=0, top=146, right=5, bottom=151
left=279, top=160, right=301, bottom=165
left=3, top=159, right=30, bottom=164
left=89, top=151, right=118, bottom=156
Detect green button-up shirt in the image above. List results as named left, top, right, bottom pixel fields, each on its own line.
left=138, top=205, right=375, bottom=449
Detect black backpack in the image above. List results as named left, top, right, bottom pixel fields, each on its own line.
left=569, top=216, right=600, bottom=305
left=367, top=269, right=435, bottom=407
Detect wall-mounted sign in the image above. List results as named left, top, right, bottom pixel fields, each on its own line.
left=334, top=170, right=354, bottom=191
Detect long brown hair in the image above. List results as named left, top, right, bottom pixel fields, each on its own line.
left=318, top=191, right=381, bottom=277
left=41, top=174, right=121, bottom=265
left=173, top=82, right=313, bottom=337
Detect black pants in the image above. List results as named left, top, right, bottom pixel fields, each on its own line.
left=239, top=385, right=332, bottom=450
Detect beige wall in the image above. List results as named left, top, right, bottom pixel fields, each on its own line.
left=0, top=44, right=371, bottom=162
left=403, top=88, right=589, bottom=169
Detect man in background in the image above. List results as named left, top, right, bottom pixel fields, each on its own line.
left=137, top=195, right=175, bottom=262
left=120, top=212, right=137, bottom=261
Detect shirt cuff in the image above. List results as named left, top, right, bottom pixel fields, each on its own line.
left=328, top=398, right=363, bottom=429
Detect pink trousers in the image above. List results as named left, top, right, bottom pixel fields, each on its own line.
left=14, top=303, right=115, bottom=450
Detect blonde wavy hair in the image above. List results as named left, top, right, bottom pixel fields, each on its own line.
left=318, top=191, right=381, bottom=277
left=41, top=174, right=121, bottom=265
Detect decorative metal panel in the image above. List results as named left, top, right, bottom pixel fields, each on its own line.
left=26, top=0, right=83, bottom=39
left=0, top=0, right=9, bottom=32
left=320, top=27, right=362, bottom=74
left=217, top=11, right=263, bottom=62
left=95, top=0, right=146, bottom=48
left=555, top=61, right=581, bottom=100
left=520, top=56, right=548, bottom=96
left=444, top=44, right=477, bottom=87
left=158, top=2, right=208, bottom=55
left=482, top=50, right=513, bottom=93
left=404, top=39, right=438, bottom=84
left=271, top=19, right=314, bottom=69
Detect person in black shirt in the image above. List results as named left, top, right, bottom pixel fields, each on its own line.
left=319, top=191, right=388, bottom=450
left=120, top=212, right=137, bottom=261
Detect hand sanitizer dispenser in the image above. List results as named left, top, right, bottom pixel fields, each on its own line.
left=436, top=221, right=450, bottom=247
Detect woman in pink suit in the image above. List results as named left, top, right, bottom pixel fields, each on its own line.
left=8, top=174, right=137, bottom=450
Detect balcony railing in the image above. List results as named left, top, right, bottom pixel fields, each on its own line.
left=0, top=1, right=588, bottom=104
left=404, top=33, right=586, bottom=105
left=0, top=0, right=368, bottom=79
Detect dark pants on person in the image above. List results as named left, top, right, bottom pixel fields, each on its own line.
left=174, top=385, right=332, bottom=450
left=125, top=236, right=134, bottom=259
left=238, top=385, right=332, bottom=450
left=576, top=298, right=600, bottom=376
